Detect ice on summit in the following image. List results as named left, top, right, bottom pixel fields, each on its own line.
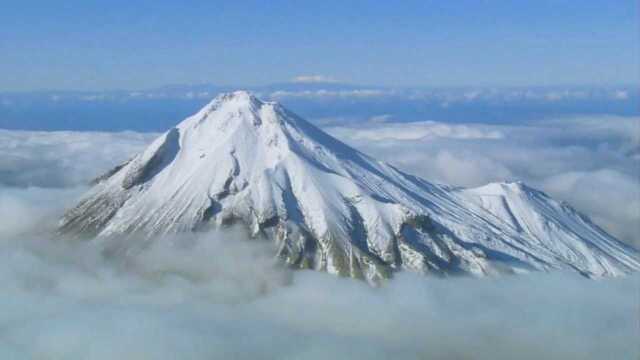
left=60, top=91, right=640, bottom=284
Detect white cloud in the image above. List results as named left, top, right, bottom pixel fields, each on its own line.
left=270, top=89, right=389, bottom=99
left=0, top=116, right=637, bottom=247
left=79, top=94, right=107, bottom=101
left=328, top=121, right=503, bottom=141
left=541, top=169, right=640, bottom=245
left=325, top=115, right=640, bottom=247
left=0, top=186, right=82, bottom=238
left=0, top=204, right=635, bottom=360
left=0, top=120, right=638, bottom=358
left=267, top=86, right=634, bottom=102
left=0, top=130, right=155, bottom=187
left=613, top=90, right=629, bottom=100
left=291, top=74, right=339, bottom=83
left=184, top=91, right=212, bottom=99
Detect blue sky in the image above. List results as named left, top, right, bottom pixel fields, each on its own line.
left=1, top=0, right=637, bottom=91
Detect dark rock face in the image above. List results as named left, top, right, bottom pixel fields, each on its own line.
left=122, top=128, right=181, bottom=190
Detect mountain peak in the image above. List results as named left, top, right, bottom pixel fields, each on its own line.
left=207, top=90, right=283, bottom=113
left=194, top=90, right=260, bottom=115
left=60, top=93, right=640, bottom=283
left=214, top=90, right=261, bottom=104
left=187, top=90, right=288, bottom=131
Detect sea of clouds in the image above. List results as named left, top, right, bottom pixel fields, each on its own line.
left=0, top=115, right=638, bottom=359
left=326, top=115, right=640, bottom=248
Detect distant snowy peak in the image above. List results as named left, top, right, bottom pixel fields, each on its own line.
left=60, top=91, right=640, bottom=284
left=458, top=182, right=640, bottom=276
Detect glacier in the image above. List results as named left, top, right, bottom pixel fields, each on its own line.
left=59, top=91, right=640, bottom=284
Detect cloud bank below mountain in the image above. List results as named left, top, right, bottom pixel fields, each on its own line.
left=0, top=113, right=638, bottom=358
left=0, top=188, right=637, bottom=360
left=326, top=115, right=640, bottom=247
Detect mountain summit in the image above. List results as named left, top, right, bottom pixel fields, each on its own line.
left=60, top=91, right=640, bottom=283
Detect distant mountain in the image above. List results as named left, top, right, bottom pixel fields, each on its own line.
left=59, top=91, right=640, bottom=283
left=1, top=85, right=637, bottom=131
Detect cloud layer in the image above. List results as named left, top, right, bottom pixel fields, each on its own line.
left=326, top=115, right=640, bottom=247
left=0, top=116, right=637, bottom=359
left=291, top=75, right=339, bottom=84
left=0, top=116, right=637, bottom=247
left=0, top=130, right=155, bottom=187
left=0, top=189, right=637, bottom=360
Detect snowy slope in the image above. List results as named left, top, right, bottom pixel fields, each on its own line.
left=59, top=91, right=640, bottom=283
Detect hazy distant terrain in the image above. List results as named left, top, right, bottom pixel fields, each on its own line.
left=1, top=84, right=637, bottom=131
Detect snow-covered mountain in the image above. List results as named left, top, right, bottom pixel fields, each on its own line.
left=59, top=91, right=640, bottom=283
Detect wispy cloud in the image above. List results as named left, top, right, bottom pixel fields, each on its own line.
left=270, top=89, right=389, bottom=99
left=290, top=74, right=339, bottom=83
left=328, top=121, right=503, bottom=141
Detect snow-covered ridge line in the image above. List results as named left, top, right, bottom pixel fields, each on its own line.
left=59, top=91, right=640, bottom=284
